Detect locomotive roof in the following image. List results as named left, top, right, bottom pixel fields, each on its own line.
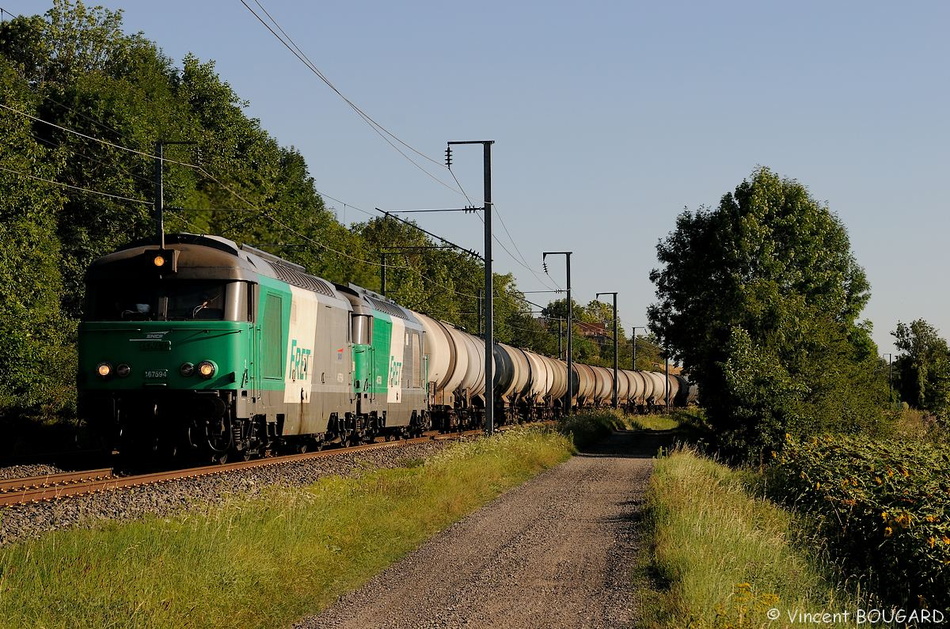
left=86, top=233, right=335, bottom=297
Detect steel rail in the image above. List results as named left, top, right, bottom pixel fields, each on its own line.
left=0, top=431, right=490, bottom=508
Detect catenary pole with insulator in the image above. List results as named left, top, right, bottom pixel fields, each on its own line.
left=448, top=140, right=495, bottom=435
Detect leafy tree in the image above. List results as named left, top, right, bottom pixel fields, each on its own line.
left=0, top=59, right=74, bottom=417
left=631, top=332, right=663, bottom=371
left=1, top=1, right=187, bottom=316
left=648, top=167, right=888, bottom=458
left=892, top=319, right=950, bottom=419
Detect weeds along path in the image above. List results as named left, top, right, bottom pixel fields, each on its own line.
left=298, top=429, right=675, bottom=629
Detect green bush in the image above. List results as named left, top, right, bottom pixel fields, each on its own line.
left=768, top=435, right=950, bottom=607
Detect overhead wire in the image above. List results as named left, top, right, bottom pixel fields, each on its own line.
left=0, top=164, right=152, bottom=205
left=2, top=31, right=565, bottom=328
left=240, top=0, right=466, bottom=197
left=238, top=3, right=564, bottom=300
left=1, top=103, right=412, bottom=271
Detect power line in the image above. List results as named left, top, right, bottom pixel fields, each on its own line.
left=240, top=0, right=467, bottom=197
left=2, top=102, right=413, bottom=271
left=0, top=165, right=152, bottom=205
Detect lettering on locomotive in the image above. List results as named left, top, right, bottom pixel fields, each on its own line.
left=288, top=339, right=312, bottom=381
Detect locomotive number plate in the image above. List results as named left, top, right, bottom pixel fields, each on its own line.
left=140, top=341, right=171, bottom=351
left=145, top=369, right=168, bottom=379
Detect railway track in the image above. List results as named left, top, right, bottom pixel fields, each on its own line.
left=0, top=430, right=488, bottom=509
left=0, top=468, right=116, bottom=506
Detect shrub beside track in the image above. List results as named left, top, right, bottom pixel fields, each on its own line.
left=768, top=435, right=950, bottom=608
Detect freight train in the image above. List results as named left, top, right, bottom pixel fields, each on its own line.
left=77, top=233, right=693, bottom=463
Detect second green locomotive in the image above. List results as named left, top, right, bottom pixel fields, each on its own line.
left=78, top=233, right=428, bottom=462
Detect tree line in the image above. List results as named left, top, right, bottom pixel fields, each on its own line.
left=648, top=167, right=950, bottom=459
left=0, top=1, right=651, bottom=424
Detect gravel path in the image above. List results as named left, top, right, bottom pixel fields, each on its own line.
left=298, top=430, right=672, bottom=629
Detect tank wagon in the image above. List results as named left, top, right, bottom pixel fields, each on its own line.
left=78, top=233, right=693, bottom=463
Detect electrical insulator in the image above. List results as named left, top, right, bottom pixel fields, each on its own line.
left=445, top=146, right=452, bottom=169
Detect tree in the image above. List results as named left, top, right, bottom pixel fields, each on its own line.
left=631, top=333, right=663, bottom=371
left=892, top=319, right=950, bottom=419
left=648, top=167, right=888, bottom=458
left=1, top=1, right=190, bottom=317
left=0, top=59, right=74, bottom=417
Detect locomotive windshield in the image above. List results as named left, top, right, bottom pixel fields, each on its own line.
left=86, top=280, right=248, bottom=322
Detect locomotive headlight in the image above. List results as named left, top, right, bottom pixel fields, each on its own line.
left=197, top=360, right=216, bottom=379
left=116, top=363, right=131, bottom=378
left=96, top=362, right=112, bottom=378
left=179, top=362, right=195, bottom=377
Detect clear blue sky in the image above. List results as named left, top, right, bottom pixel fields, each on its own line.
left=5, top=1, right=948, bottom=357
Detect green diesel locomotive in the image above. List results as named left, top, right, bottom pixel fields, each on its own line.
left=78, top=233, right=429, bottom=463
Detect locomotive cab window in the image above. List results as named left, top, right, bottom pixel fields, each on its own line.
left=85, top=280, right=249, bottom=322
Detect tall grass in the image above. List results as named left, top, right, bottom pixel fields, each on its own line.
left=0, top=427, right=572, bottom=629
left=646, top=446, right=870, bottom=628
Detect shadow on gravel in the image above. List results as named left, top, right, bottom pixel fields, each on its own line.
left=575, top=428, right=683, bottom=459
left=601, top=497, right=648, bottom=526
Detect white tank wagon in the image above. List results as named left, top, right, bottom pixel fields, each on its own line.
left=615, top=369, right=631, bottom=405
left=492, top=343, right=531, bottom=423
left=572, top=363, right=597, bottom=407
left=412, top=310, right=698, bottom=430
left=542, top=355, right=569, bottom=418
left=591, top=366, right=614, bottom=405
left=414, top=313, right=489, bottom=430
left=457, top=331, right=488, bottom=404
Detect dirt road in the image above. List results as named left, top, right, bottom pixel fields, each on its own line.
left=297, top=430, right=673, bottom=629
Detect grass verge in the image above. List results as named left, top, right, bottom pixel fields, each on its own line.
left=643, top=446, right=872, bottom=628
left=0, top=426, right=572, bottom=629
